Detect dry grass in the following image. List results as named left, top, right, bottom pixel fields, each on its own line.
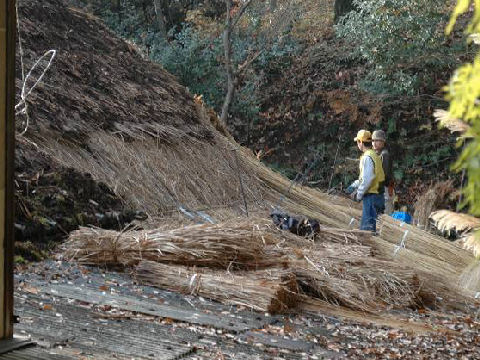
left=292, top=245, right=422, bottom=312
left=413, top=181, right=454, bottom=229
left=40, top=130, right=268, bottom=220
left=459, top=261, right=480, bottom=291
left=377, top=215, right=474, bottom=270
left=33, top=90, right=478, bottom=314
left=365, top=235, right=476, bottom=307
left=63, top=221, right=289, bottom=270
left=430, top=210, right=480, bottom=234
left=64, top=219, right=424, bottom=313
left=136, top=261, right=299, bottom=313
left=461, top=232, right=480, bottom=259
left=434, top=109, right=471, bottom=136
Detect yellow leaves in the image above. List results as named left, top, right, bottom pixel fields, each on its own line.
left=445, top=1, right=480, bottom=221
left=446, top=0, right=470, bottom=35
left=446, top=56, right=480, bottom=126
left=447, top=0, right=480, bottom=35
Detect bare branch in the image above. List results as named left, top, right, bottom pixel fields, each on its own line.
left=232, top=0, right=253, bottom=29
left=236, top=49, right=263, bottom=76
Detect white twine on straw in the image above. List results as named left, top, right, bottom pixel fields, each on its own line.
left=189, top=273, right=199, bottom=295
left=348, top=217, right=356, bottom=227
left=393, top=230, right=409, bottom=256
left=304, top=255, right=329, bottom=276
left=475, top=292, right=480, bottom=299
left=15, top=5, right=57, bottom=135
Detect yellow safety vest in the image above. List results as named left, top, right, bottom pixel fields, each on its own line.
left=359, top=149, right=385, bottom=194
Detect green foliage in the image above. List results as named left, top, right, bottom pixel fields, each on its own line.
left=85, top=1, right=300, bottom=130
left=336, top=0, right=461, bottom=95
left=153, top=26, right=224, bottom=109
left=445, top=0, right=480, bottom=217
left=14, top=255, right=26, bottom=265
left=152, top=23, right=298, bottom=121
left=266, top=162, right=298, bottom=180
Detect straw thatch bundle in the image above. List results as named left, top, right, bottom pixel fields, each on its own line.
left=136, top=261, right=299, bottom=313
left=295, top=268, right=419, bottom=312
left=295, top=268, right=379, bottom=311
left=293, top=246, right=420, bottom=312
left=460, top=232, right=480, bottom=258
left=413, top=181, right=454, bottom=229
left=64, top=219, right=374, bottom=268
left=314, top=227, right=371, bottom=244
left=377, top=215, right=474, bottom=269
left=366, top=235, right=476, bottom=307
left=430, top=210, right=480, bottom=235
left=64, top=222, right=288, bottom=269
left=239, top=150, right=361, bottom=228
left=433, top=109, right=471, bottom=136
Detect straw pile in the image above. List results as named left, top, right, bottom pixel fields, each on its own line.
left=461, top=232, right=480, bottom=258
left=64, top=222, right=287, bottom=269
left=364, top=235, right=474, bottom=307
left=377, top=215, right=474, bottom=270
left=413, top=181, right=454, bottom=229
left=21, top=0, right=478, bottom=318
left=290, top=244, right=425, bottom=312
left=65, top=219, right=466, bottom=313
left=430, top=210, right=480, bottom=235
left=136, top=261, right=298, bottom=313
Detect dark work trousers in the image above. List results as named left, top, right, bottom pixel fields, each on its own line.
left=360, top=193, right=385, bottom=232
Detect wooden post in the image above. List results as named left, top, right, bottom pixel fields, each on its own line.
left=0, top=0, right=16, bottom=339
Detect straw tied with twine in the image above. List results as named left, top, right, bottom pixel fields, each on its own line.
left=63, top=219, right=448, bottom=314
left=64, top=222, right=288, bottom=270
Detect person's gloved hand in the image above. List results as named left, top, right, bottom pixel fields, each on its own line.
left=345, top=185, right=355, bottom=194
left=350, top=190, right=358, bottom=201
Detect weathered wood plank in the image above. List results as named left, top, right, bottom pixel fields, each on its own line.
left=0, top=347, right=76, bottom=360
left=240, top=331, right=316, bottom=352
left=15, top=297, right=196, bottom=360
left=39, top=284, right=264, bottom=332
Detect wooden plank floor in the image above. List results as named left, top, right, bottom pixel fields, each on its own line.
left=15, top=294, right=197, bottom=360
left=39, top=283, right=264, bottom=332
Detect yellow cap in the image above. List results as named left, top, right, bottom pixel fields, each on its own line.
left=354, top=130, right=372, bottom=142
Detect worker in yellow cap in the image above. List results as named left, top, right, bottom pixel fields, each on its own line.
left=345, top=130, right=385, bottom=232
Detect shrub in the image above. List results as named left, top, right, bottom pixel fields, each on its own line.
left=336, top=0, right=462, bottom=95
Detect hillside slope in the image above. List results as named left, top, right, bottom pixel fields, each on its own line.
left=16, top=0, right=354, bottom=248
left=15, top=0, right=227, bottom=253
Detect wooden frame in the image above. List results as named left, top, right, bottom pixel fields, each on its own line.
left=0, top=0, right=16, bottom=339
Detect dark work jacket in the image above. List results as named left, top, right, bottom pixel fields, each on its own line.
left=380, top=148, right=393, bottom=186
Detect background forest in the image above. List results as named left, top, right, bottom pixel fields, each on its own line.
left=69, top=0, right=475, bottom=210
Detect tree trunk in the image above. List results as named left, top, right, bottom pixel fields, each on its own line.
left=220, top=0, right=235, bottom=124
left=110, top=0, right=120, bottom=12
left=270, top=0, right=277, bottom=12
left=153, top=0, right=167, bottom=38
left=334, top=0, right=355, bottom=23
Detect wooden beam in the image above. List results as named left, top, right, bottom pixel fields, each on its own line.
left=0, top=0, right=15, bottom=339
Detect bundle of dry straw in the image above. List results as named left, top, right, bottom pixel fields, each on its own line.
left=292, top=246, right=420, bottom=312
left=430, top=210, right=480, bottom=235
left=136, top=261, right=299, bottom=313
left=366, top=235, right=476, bottom=307
left=412, top=181, right=454, bottom=229
left=377, top=215, right=474, bottom=270
left=64, top=221, right=288, bottom=269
